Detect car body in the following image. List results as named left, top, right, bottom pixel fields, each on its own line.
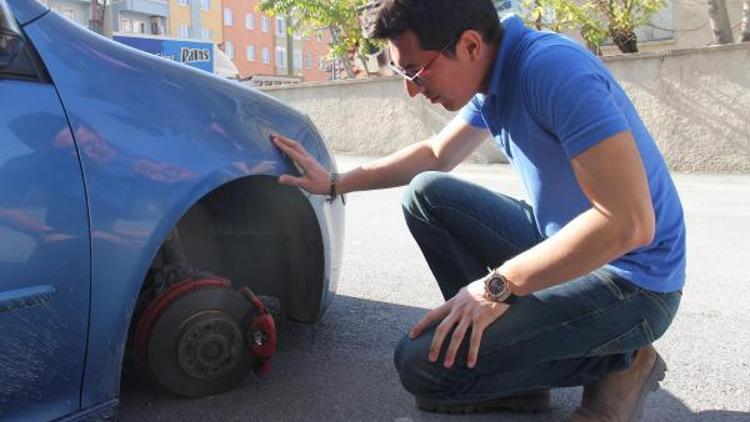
left=0, top=0, right=344, bottom=420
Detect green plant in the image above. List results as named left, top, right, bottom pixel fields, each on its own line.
left=521, top=0, right=666, bottom=54
left=258, top=0, right=382, bottom=77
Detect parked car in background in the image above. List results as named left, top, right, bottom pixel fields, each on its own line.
left=0, top=0, right=344, bottom=419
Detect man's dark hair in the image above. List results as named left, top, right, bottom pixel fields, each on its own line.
left=363, top=0, right=503, bottom=55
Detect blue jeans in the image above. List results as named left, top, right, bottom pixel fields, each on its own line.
left=395, top=171, right=682, bottom=403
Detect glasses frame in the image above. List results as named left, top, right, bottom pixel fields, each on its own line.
left=388, top=36, right=457, bottom=87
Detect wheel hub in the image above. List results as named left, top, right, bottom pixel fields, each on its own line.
left=177, top=312, right=243, bottom=380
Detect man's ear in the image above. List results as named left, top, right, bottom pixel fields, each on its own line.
left=456, top=30, right=484, bottom=61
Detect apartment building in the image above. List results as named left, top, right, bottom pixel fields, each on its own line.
left=167, top=0, right=223, bottom=44
left=302, top=28, right=333, bottom=81
left=220, top=0, right=333, bottom=82
left=44, top=0, right=91, bottom=27
left=220, top=0, right=275, bottom=77
left=113, top=0, right=169, bottom=36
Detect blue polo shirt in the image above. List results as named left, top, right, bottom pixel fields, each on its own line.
left=460, top=15, right=685, bottom=292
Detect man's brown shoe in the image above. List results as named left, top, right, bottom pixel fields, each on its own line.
left=416, top=389, right=551, bottom=414
left=567, top=345, right=667, bottom=422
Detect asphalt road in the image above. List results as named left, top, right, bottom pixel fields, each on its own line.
left=119, top=155, right=750, bottom=422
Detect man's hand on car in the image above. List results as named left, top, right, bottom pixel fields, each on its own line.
left=410, top=278, right=510, bottom=370
left=271, top=134, right=330, bottom=195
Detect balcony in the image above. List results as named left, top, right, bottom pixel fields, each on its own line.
left=116, top=0, right=169, bottom=17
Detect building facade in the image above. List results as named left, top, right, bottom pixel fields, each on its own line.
left=44, top=0, right=91, bottom=27
left=113, top=0, right=170, bottom=36
left=166, top=0, right=222, bottom=44
left=219, top=0, right=333, bottom=82
left=220, top=0, right=275, bottom=77
left=302, top=28, right=334, bottom=81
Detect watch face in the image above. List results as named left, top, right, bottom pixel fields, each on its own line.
left=485, top=274, right=512, bottom=302
left=488, top=276, right=507, bottom=295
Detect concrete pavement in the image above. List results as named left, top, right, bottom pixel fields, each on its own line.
left=118, top=155, right=750, bottom=421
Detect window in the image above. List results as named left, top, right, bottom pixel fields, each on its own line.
left=150, top=22, right=163, bottom=35
left=261, top=16, right=269, bottom=33
left=225, top=41, right=234, bottom=59
left=179, top=24, right=190, bottom=38
left=119, top=18, right=132, bottom=33
left=316, top=30, right=323, bottom=43
left=305, top=53, right=312, bottom=69
left=136, top=21, right=146, bottom=34
left=178, top=0, right=189, bottom=6
left=224, top=8, right=233, bottom=26
left=275, top=46, right=287, bottom=67
left=293, top=49, right=302, bottom=70
left=200, top=0, right=210, bottom=11
left=245, top=13, right=254, bottom=30
left=262, top=47, right=270, bottom=64
left=246, top=45, right=255, bottom=62
left=201, top=27, right=212, bottom=41
left=275, top=16, right=286, bottom=36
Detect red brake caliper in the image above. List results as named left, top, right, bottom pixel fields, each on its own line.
left=239, top=286, right=277, bottom=377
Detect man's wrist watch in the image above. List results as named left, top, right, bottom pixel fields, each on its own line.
left=483, top=270, right=516, bottom=304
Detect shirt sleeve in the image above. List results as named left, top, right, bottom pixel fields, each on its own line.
left=459, top=94, right=488, bottom=128
left=523, top=46, right=630, bottom=159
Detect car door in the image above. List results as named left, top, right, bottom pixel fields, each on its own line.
left=0, top=3, right=91, bottom=420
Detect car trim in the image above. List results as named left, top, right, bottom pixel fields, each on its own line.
left=0, top=284, right=55, bottom=314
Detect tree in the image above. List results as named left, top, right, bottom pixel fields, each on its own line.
left=522, top=0, right=666, bottom=54
left=257, top=0, right=379, bottom=79
left=741, top=0, right=750, bottom=42
left=706, top=0, right=735, bottom=44
left=522, top=0, right=609, bottom=54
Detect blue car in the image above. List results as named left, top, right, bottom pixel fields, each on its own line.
left=0, top=0, right=345, bottom=419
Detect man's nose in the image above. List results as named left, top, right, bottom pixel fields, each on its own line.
left=404, top=79, right=424, bottom=98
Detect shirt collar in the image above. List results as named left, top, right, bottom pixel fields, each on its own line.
left=487, top=14, right=527, bottom=97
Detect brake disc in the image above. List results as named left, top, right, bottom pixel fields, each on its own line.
left=146, top=283, right=254, bottom=397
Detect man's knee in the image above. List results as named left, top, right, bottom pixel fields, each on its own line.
left=394, top=334, right=433, bottom=396
left=402, top=171, right=451, bottom=211
left=394, top=332, right=468, bottom=399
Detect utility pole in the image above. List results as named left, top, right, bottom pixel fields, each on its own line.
left=102, top=0, right=113, bottom=38
left=286, top=15, right=294, bottom=77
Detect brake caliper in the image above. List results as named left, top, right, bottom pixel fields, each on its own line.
left=239, top=286, right=277, bottom=377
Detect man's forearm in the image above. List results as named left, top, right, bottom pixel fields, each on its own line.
left=499, top=207, right=653, bottom=296
left=337, top=140, right=442, bottom=194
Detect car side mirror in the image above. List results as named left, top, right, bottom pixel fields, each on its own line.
left=0, top=0, right=24, bottom=70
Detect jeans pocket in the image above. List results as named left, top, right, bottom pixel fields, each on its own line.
left=586, top=319, right=656, bottom=357
left=594, top=269, right=625, bottom=300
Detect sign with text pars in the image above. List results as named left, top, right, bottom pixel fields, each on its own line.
left=113, top=35, right=214, bottom=73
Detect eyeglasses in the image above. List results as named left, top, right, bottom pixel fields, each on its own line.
left=388, top=37, right=457, bottom=87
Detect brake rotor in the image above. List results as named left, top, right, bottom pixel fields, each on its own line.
left=133, top=277, right=231, bottom=382
left=141, top=281, right=255, bottom=397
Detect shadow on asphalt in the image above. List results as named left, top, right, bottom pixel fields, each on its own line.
left=119, top=294, right=749, bottom=421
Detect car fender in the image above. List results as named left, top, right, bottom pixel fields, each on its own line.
left=22, top=9, right=344, bottom=408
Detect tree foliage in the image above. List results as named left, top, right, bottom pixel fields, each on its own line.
left=521, top=0, right=665, bottom=54
left=257, top=0, right=380, bottom=77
